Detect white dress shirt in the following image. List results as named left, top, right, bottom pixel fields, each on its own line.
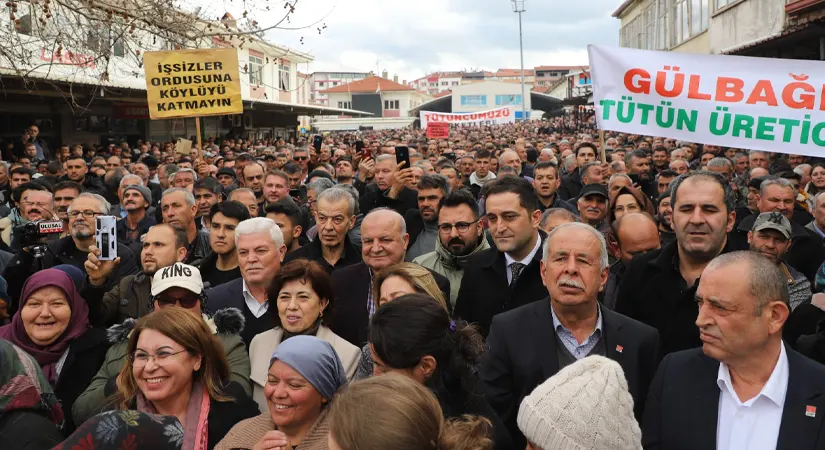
left=716, top=342, right=788, bottom=450
left=504, top=233, right=541, bottom=284
left=242, top=279, right=269, bottom=318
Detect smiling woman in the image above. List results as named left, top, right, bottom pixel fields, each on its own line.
left=0, top=269, right=109, bottom=434
left=113, top=308, right=259, bottom=450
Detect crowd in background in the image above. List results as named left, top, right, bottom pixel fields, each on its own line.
left=1, top=113, right=825, bottom=450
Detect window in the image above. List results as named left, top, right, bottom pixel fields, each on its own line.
left=452, top=81, right=459, bottom=85
left=715, top=0, right=736, bottom=9
left=279, top=61, right=290, bottom=90
left=495, top=95, right=522, bottom=106
left=338, top=101, right=352, bottom=109
left=429, top=82, right=436, bottom=87
left=672, top=0, right=708, bottom=46
left=384, top=100, right=399, bottom=110
left=460, top=95, right=487, bottom=107
left=441, top=81, right=448, bottom=86
left=620, top=0, right=669, bottom=50
left=318, top=82, right=325, bottom=87
left=248, top=55, right=263, bottom=86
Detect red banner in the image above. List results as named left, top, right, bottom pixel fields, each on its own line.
left=426, top=122, right=449, bottom=138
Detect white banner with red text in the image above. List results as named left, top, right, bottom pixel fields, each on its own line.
left=588, top=44, right=825, bottom=157
left=419, top=107, right=515, bottom=129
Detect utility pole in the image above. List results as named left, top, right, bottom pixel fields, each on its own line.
left=512, top=0, right=527, bottom=121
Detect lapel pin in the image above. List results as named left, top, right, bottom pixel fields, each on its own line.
left=616, top=345, right=624, bottom=353
left=806, top=405, right=816, bottom=418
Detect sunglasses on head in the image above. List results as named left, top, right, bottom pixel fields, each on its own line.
left=155, top=294, right=201, bottom=309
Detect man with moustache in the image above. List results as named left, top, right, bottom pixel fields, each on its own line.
left=116, top=184, right=156, bottom=256
left=657, top=191, right=676, bottom=246
left=193, top=178, right=221, bottom=230
left=199, top=201, right=250, bottom=287
left=405, top=175, right=449, bottom=261
left=414, top=190, right=491, bottom=306
left=576, top=183, right=610, bottom=231
left=480, top=223, right=659, bottom=449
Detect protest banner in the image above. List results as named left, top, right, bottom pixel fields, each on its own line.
left=143, top=48, right=243, bottom=120
left=420, top=107, right=514, bottom=129
left=588, top=44, right=825, bottom=158
left=426, top=122, right=450, bottom=138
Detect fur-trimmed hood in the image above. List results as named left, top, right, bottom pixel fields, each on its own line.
left=105, top=307, right=245, bottom=344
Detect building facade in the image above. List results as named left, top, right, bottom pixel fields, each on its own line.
left=614, top=0, right=825, bottom=60
left=309, top=71, right=370, bottom=106
left=450, top=80, right=536, bottom=120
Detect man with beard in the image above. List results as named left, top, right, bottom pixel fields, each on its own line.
left=62, top=155, right=106, bottom=197
left=576, top=184, right=609, bottom=231
left=284, top=187, right=361, bottom=272
left=4, top=193, right=139, bottom=314
left=657, top=191, right=676, bottom=246
left=161, top=187, right=210, bottom=267
left=414, top=190, right=491, bottom=306
left=558, top=143, right=597, bottom=200
left=616, top=172, right=737, bottom=355
left=199, top=201, right=250, bottom=287
left=116, top=184, right=156, bottom=256
left=657, top=170, right=677, bottom=196
left=455, top=177, right=548, bottom=337
left=193, top=178, right=221, bottom=230
left=733, top=178, right=825, bottom=283
left=80, top=223, right=188, bottom=326
left=335, top=157, right=355, bottom=185
left=626, top=150, right=655, bottom=199
left=262, top=170, right=290, bottom=209
left=405, top=175, right=449, bottom=261
left=748, top=211, right=811, bottom=311
left=52, top=181, right=81, bottom=234
left=533, top=161, right=578, bottom=214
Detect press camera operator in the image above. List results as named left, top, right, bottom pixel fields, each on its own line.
left=3, top=192, right=138, bottom=314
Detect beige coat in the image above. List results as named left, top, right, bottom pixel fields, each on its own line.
left=249, top=325, right=359, bottom=413
left=215, top=408, right=330, bottom=450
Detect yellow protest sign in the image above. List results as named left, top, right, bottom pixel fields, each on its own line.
left=143, top=48, right=243, bottom=119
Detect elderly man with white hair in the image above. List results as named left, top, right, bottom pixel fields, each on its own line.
left=208, top=216, right=287, bottom=347
left=479, top=222, right=660, bottom=450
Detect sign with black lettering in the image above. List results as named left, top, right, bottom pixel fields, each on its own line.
left=143, top=48, right=243, bottom=119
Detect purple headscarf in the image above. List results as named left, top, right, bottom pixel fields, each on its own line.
left=0, top=269, right=91, bottom=385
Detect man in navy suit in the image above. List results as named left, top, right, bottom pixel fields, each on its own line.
left=479, top=222, right=660, bottom=449
left=643, top=250, right=825, bottom=450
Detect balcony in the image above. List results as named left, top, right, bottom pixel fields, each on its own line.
left=786, top=0, right=825, bottom=15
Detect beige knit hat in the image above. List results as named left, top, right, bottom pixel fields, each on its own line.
left=516, top=355, right=643, bottom=450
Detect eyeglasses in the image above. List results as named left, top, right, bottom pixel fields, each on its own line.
left=293, top=156, right=308, bottom=161
left=130, top=349, right=187, bottom=367
left=155, top=295, right=201, bottom=309
left=438, top=219, right=480, bottom=233
left=69, top=210, right=103, bottom=219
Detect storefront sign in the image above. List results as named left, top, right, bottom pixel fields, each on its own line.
left=420, top=106, right=514, bottom=129
left=426, top=122, right=450, bottom=138
left=113, top=105, right=150, bottom=119
left=589, top=44, right=825, bottom=157
left=143, top=48, right=243, bottom=119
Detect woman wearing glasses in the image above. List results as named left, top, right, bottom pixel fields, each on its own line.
left=0, top=269, right=109, bottom=434
left=113, top=307, right=259, bottom=450
left=353, top=262, right=450, bottom=380
left=71, top=263, right=252, bottom=427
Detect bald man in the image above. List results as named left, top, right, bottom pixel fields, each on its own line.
left=603, top=213, right=661, bottom=309
left=329, top=208, right=451, bottom=346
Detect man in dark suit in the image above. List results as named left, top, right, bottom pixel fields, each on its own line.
left=330, top=208, right=449, bottom=347
left=358, top=154, right=417, bottom=216
left=455, top=176, right=548, bottom=337
left=480, top=222, right=660, bottom=449
left=643, top=250, right=825, bottom=450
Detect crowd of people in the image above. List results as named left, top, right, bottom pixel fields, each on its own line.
left=1, top=115, right=825, bottom=449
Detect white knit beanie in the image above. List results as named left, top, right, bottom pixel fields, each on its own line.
left=516, top=355, right=643, bottom=450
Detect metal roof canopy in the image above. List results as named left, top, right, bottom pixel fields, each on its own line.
left=242, top=100, right=373, bottom=117
left=410, top=92, right=564, bottom=116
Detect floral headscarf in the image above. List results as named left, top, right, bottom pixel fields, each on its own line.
left=52, top=410, right=183, bottom=450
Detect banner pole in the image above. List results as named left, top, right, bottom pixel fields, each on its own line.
left=195, top=117, right=203, bottom=161
left=599, top=129, right=607, bottom=164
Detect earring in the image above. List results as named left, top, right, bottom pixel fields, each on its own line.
left=319, top=310, right=324, bottom=318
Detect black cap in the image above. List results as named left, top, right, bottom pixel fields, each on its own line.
left=748, top=175, right=773, bottom=190
left=217, top=167, right=237, bottom=178
left=579, top=183, right=609, bottom=200
left=142, top=156, right=159, bottom=169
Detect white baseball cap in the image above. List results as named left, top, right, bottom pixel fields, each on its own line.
left=151, top=263, right=204, bottom=296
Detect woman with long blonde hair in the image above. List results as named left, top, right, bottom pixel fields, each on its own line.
left=114, top=308, right=258, bottom=450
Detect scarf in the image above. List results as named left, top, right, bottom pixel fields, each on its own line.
left=0, top=269, right=90, bottom=386
left=137, top=379, right=210, bottom=450
left=0, top=338, right=63, bottom=427
left=469, top=171, right=497, bottom=187
left=282, top=318, right=322, bottom=342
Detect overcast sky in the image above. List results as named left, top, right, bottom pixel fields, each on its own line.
left=237, top=0, right=620, bottom=81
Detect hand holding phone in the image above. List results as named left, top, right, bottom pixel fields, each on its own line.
left=395, top=146, right=410, bottom=170
left=95, top=216, right=118, bottom=261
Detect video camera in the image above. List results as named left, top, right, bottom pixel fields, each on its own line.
left=21, top=220, right=63, bottom=257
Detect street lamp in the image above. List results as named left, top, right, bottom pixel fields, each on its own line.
left=512, top=0, right=527, bottom=122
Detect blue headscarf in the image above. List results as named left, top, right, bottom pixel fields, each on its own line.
left=270, top=335, right=347, bottom=400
